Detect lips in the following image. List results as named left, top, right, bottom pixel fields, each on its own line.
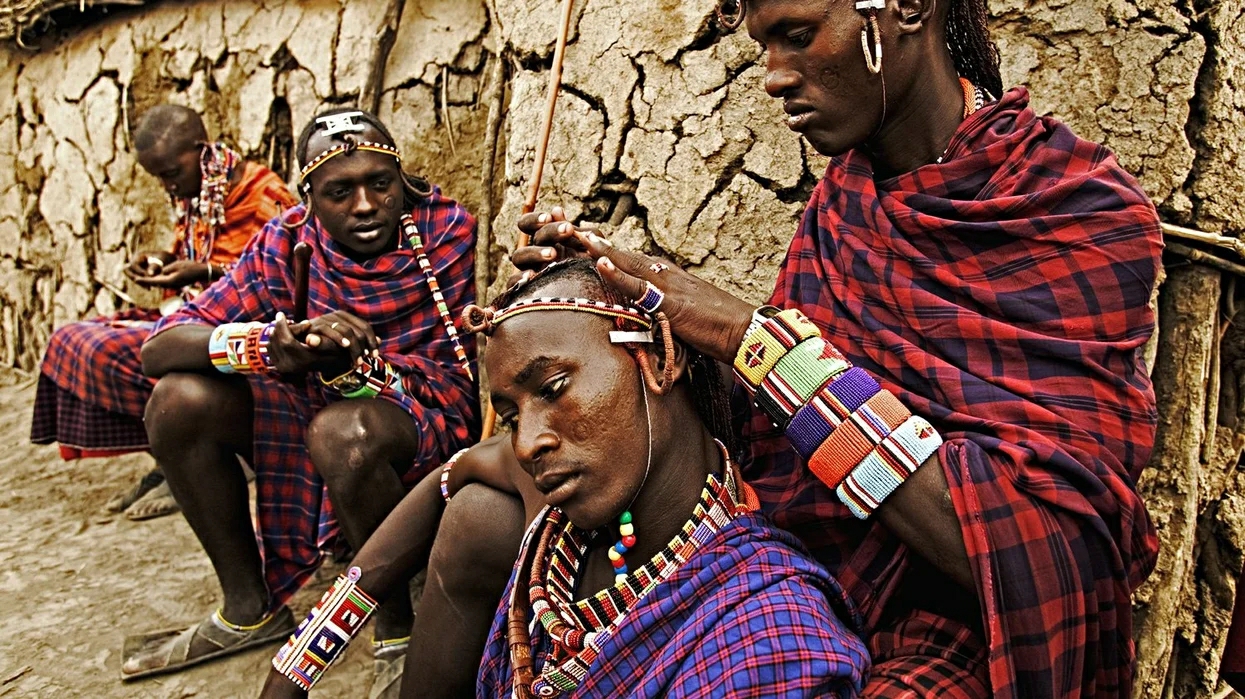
left=352, top=223, right=385, bottom=242
left=783, top=102, right=816, bottom=132
left=533, top=470, right=580, bottom=507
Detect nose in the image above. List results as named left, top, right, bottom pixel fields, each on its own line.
left=350, top=187, right=379, bottom=217
left=511, top=412, right=559, bottom=468
left=764, top=53, right=801, bottom=99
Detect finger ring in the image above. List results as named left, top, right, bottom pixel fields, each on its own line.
left=650, top=262, right=669, bottom=274
left=330, top=322, right=340, bottom=329
left=636, top=281, right=666, bottom=314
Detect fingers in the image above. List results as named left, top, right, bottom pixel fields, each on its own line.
left=515, top=206, right=569, bottom=234
left=530, top=220, right=595, bottom=248
left=509, top=244, right=560, bottom=270
left=332, top=313, right=379, bottom=356
left=595, top=254, right=650, bottom=303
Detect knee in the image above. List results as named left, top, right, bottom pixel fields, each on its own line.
left=144, top=373, right=224, bottom=457
left=306, top=402, right=392, bottom=485
left=428, top=484, right=525, bottom=596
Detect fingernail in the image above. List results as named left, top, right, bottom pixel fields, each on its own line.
left=559, top=222, right=571, bottom=233
left=599, top=256, right=615, bottom=271
left=587, top=232, right=602, bottom=244
left=538, top=213, right=550, bottom=223
left=373, top=349, right=380, bottom=358
left=275, top=312, right=285, bottom=321
left=541, top=248, right=555, bottom=259
left=521, top=271, right=533, bottom=282
left=341, top=338, right=351, bottom=347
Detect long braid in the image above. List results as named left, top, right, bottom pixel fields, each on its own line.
left=946, top=0, right=1003, bottom=98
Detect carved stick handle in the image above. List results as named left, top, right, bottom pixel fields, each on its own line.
left=292, top=241, right=312, bottom=322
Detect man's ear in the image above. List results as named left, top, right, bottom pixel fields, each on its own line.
left=892, top=0, right=935, bottom=36
left=637, top=322, right=690, bottom=387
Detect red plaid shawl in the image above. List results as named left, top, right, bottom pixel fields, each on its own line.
left=478, top=512, right=870, bottom=697
left=148, top=189, right=479, bottom=606
left=742, top=88, right=1161, bottom=697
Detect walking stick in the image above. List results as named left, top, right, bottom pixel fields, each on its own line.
left=481, top=0, right=577, bottom=439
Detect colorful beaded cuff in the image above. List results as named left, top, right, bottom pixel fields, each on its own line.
left=807, top=390, right=911, bottom=490
left=319, top=354, right=401, bottom=399
left=732, top=308, right=821, bottom=389
left=440, top=447, right=469, bottom=503
left=209, top=322, right=274, bottom=375
left=836, top=415, right=943, bottom=519
left=755, top=337, right=852, bottom=424
left=273, top=568, right=378, bottom=690
left=787, top=367, right=880, bottom=458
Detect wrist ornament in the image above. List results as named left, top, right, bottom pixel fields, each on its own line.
left=209, top=322, right=275, bottom=375
left=732, top=306, right=944, bottom=519
left=272, top=567, right=377, bottom=690
left=440, top=447, right=470, bottom=503
left=319, top=353, right=401, bottom=399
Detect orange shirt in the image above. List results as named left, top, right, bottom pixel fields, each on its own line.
left=173, top=161, right=299, bottom=266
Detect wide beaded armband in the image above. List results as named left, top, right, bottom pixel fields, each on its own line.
left=732, top=306, right=944, bottom=520
left=209, top=322, right=275, bottom=375
left=272, top=567, right=377, bottom=690
left=319, top=353, right=404, bottom=400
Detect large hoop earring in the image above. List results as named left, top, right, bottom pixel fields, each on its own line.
left=860, top=12, right=883, bottom=75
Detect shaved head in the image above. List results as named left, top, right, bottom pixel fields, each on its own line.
left=134, top=104, right=207, bottom=156
left=134, top=105, right=209, bottom=198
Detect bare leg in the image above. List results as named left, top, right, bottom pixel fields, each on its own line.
left=306, top=400, right=420, bottom=642
left=403, top=483, right=526, bottom=698
left=144, top=372, right=263, bottom=624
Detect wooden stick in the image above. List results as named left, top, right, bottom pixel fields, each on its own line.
left=1162, top=222, right=1245, bottom=259
left=1166, top=241, right=1245, bottom=279
left=482, top=0, right=576, bottom=440
left=292, top=242, right=312, bottom=322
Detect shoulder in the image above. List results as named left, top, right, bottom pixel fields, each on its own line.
left=411, top=186, right=477, bottom=243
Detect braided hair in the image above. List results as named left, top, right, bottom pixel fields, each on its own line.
left=293, top=107, right=432, bottom=207
left=489, top=259, right=742, bottom=460
left=715, top=0, right=1002, bottom=99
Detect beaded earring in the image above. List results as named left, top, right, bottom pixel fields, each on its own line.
left=856, top=0, right=885, bottom=75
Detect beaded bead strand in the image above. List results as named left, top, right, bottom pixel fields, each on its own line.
left=610, top=511, right=636, bottom=583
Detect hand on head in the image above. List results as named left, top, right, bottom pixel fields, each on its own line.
left=507, top=206, right=755, bottom=364
left=266, top=310, right=379, bottom=376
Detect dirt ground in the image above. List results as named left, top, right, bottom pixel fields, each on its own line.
left=0, top=372, right=376, bottom=698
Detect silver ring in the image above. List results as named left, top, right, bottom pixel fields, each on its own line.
left=330, top=322, right=341, bottom=329
left=650, top=262, right=669, bottom=274
left=636, top=281, right=665, bottom=313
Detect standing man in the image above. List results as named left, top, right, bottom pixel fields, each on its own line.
left=119, top=109, right=478, bottom=692
left=30, top=104, right=297, bottom=521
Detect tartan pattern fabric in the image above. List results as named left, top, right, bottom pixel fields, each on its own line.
left=741, top=88, right=1162, bottom=697
left=478, top=512, right=870, bottom=698
left=149, top=188, right=479, bottom=607
left=31, top=163, right=294, bottom=456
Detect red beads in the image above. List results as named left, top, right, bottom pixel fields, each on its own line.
left=622, top=535, right=636, bottom=548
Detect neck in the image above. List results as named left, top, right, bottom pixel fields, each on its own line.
left=612, top=389, right=720, bottom=567
left=860, top=55, right=965, bottom=179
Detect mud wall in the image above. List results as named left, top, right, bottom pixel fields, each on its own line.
left=0, top=0, right=1242, bottom=694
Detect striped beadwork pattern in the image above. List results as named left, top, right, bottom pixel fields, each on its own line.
left=402, top=215, right=474, bottom=380
left=440, top=447, right=469, bottom=503
left=272, top=573, right=378, bottom=690
left=525, top=469, right=746, bottom=696
left=208, top=321, right=273, bottom=375
left=492, top=297, right=653, bottom=333
left=299, top=141, right=401, bottom=184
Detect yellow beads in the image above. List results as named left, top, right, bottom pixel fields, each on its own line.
left=619, top=523, right=634, bottom=537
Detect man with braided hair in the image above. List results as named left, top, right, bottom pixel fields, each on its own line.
left=30, top=104, right=296, bottom=521
left=418, top=0, right=1163, bottom=695
left=119, top=108, right=478, bottom=691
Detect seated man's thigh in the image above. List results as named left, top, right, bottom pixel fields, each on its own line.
left=863, top=609, right=989, bottom=699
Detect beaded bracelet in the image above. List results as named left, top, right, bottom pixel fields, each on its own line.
left=273, top=567, right=378, bottom=690
left=209, top=322, right=275, bottom=375
left=440, top=447, right=470, bottom=503
left=836, top=415, right=944, bottom=519
left=319, top=354, right=402, bottom=399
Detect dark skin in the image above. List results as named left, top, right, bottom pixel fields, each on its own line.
left=131, top=126, right=423, bottom=676
left=128, top=140, right=246, bottom=290
left=507, top=0, right=973, bottom=590
left=262, top=275, right=717, bottom=698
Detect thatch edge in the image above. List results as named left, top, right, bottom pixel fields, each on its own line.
left=0, top=0, right=150, bottom=45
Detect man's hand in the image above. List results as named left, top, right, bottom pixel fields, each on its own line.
left=266, top=310, right=379, bottom=377
left=577, top=232, right=755, bottom=364
left=506, top=206, right=599, bottom=285
left=141, top=260, right=211, bottom=289
left=125, top=250, right=177, bottom=284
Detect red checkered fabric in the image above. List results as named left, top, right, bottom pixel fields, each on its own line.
left=741, top=88, right=1161, bottom=698
left=31, top=162, right=295, bottom=457
left=148, top=188, right=479, bottom=607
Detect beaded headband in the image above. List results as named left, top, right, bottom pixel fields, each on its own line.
left=462, top=296, right=654, bottom=344
left=299, top=140, right=402, bottom=189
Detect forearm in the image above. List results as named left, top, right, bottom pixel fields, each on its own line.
left=141, top=325, right=214, bottom=376
left=350, top=468, right=446, bottom=599
left=875, top=454, right=974, bottom=590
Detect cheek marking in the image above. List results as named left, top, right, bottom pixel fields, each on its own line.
left=383, top=195, right=397, bottom=209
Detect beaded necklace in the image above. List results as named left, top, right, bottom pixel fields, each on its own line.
left=400, top=214, right=473, bottom=380
left=517, top=445, right=747, bottom=697
left=177, top=142, right=240, bottom=265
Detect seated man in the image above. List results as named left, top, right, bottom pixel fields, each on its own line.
left=30, top=104, right=297, bottom=521
left=258, top=259, right=869, bottom=698
left=120, top=108, right=479, bottom=686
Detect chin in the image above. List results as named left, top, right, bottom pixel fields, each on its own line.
left=804, top=129, right=855, bottom=159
